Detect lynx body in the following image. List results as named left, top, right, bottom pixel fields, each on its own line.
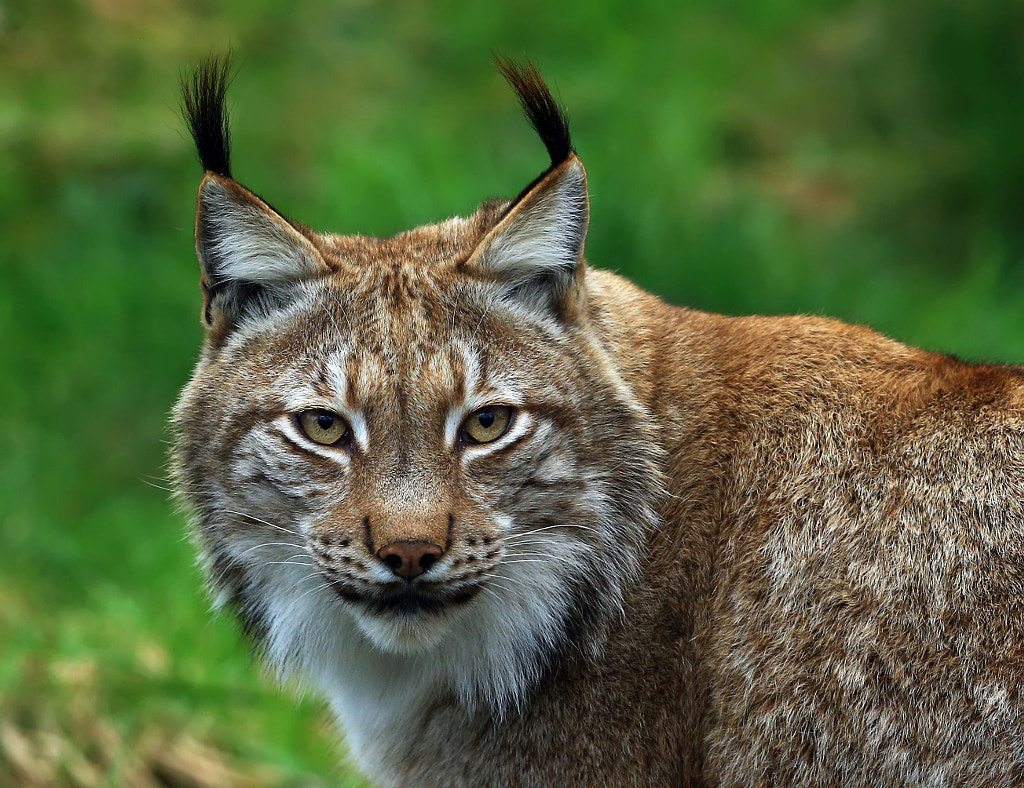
left=173, top=60, right=1024, bottom=786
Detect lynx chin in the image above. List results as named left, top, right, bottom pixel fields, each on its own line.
left=172, top=57, right=1024, bottom=787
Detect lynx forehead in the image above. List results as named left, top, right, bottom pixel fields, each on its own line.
left=173, top=57, right=1024, bottom=787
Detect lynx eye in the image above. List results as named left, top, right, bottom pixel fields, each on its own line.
left=297, top=410, right=351, bottom=446
left=461, top=406, right=514, bottom=445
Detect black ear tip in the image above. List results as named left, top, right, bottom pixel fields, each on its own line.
left=495, top=56, right=573, bottom=167
left=181, top=54, right=235, bottom=179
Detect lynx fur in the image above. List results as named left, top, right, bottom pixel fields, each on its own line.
left=172, top=58, right=1024, bottom=787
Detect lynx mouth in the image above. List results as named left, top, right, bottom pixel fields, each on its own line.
left=329, top=579, right=483, bottom=616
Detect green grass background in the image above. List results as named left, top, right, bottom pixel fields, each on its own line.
left=1, top=0, right=1022, bottom=784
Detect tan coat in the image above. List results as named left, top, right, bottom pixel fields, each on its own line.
left=173, top=57, right=1024, bottom=787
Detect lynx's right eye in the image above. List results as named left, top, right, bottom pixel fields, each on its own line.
left=461, top=406, right=514, bottom=445
left=297, top=410, right=351, bottom=446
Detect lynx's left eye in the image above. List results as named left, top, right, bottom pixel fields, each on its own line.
left=461, top=406, right=514, bottom=445
left=297, top=410, right=351, bottom=445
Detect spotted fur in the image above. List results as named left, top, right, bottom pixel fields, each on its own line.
left=173, top=60, right=1024, bottom=787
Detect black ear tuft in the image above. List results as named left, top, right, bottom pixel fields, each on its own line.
left=181, top=55, right=234, bottom=179
left=496, top=57, right=572, bottom=167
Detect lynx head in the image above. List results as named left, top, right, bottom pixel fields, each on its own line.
left=172, top=57, right=663, bottom=713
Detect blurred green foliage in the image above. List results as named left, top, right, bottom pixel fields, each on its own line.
left=1, top=0, right=1022, bottom=784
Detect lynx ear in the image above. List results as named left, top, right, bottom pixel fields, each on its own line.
left=465, top=59, right=588, bottom=315
left=195, top=174, right=330, bottom=330
left=465, top=157, right=589, bottom=312
left=182, top=57, right=330, bottom=333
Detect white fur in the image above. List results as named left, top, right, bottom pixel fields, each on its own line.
left=325, top=354, right=370, bottom=450
left=201, top=179, right=323, bottom=285
left=444, top=343, right=483, bottom=444
left=480, top=160, right=587, bottom=282
left=203, top=505, right=600, bottom=781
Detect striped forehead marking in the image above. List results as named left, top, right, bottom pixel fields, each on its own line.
left=321, top=350, right=369, bottom=450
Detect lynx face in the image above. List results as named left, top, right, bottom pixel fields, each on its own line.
left=173, top=60, right=662, bottom=712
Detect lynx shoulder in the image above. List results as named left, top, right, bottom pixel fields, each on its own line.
left=172, top=57, right=1024, bottom=787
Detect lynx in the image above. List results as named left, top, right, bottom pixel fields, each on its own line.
left=172, top=57, right=1024, bottom=787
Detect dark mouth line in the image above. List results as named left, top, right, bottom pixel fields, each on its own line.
left=328, top=579, right=484, bottom=614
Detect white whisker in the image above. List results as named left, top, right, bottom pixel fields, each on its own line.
left=275, top=552, right=311, bottom=563
left=480, top=578, right=517, bottom=597
left=140, top=477, right=176, bottom=494
left=505, top=522, right=602, bottom=540
left=291, top=578, right=336, bottom=606
left=500, top=558, right=560, bottom=567
left=480, top=572, right=531, bottom=593
left=235, top=541, right=306, bottom=557
left=479, top=585, right=508, bottom=604
left=222, top=509, right=302, bottom=537
left=503, top=550, right=580, bottom=566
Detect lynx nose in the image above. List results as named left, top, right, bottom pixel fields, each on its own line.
left=377, top=540, right=443, bottom=579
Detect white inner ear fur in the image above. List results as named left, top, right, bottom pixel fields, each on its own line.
left=200, top=178, right=325, bottom=286
left=478, top=159, right=588, bottom=281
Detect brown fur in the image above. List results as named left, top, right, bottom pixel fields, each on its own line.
left=173, top=60, right=1024, bottom=787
